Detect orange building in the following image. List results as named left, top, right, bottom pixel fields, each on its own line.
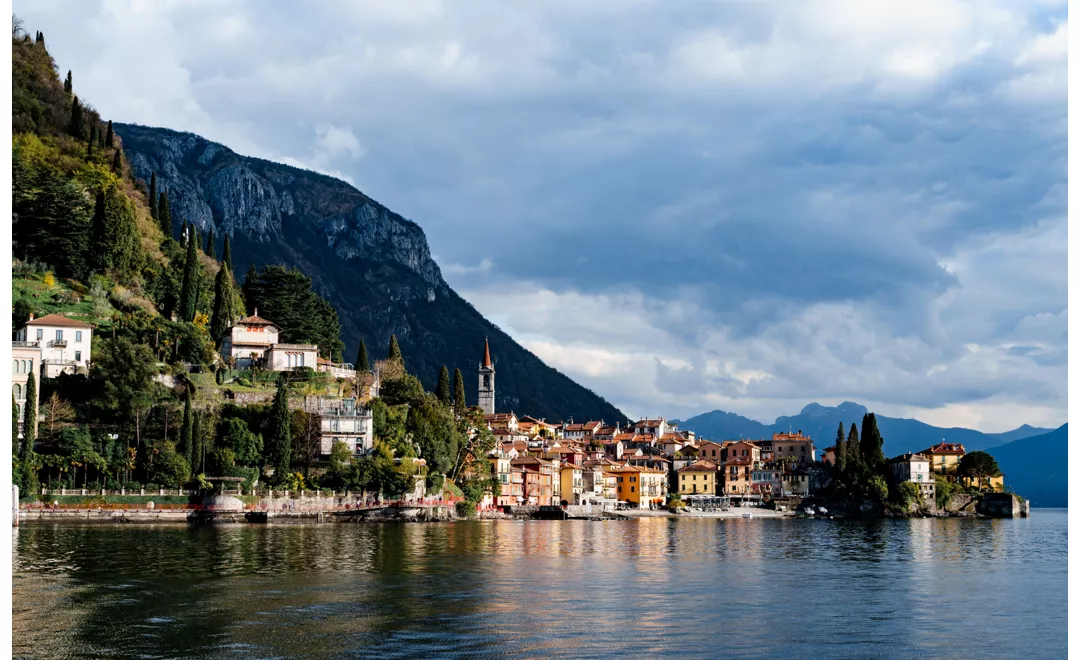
left=511, top=456, right=557, bottom=505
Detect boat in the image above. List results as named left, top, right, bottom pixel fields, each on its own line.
left=741, top=512, right=753, bottom=519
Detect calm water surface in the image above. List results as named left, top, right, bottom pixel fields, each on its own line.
left=13, top=511, right=1067, bottom=659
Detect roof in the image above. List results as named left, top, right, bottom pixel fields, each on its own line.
left=679, top=460, right=720, bottom=472
left=595, top=426, right=619, bottom=435
left=482, top=338, right=493, bottom=368
left=891, top=452, right=931, bottom=463
left=25, top=313, right=93, bottom=328
left=660, top=433, right=685, bottom=442
left=235, top=312, right=279, bottom=328
left=921, top=442, right=966, bottom=455
left=635, top=419, right=665, bottom=426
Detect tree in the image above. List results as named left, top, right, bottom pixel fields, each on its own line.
left=860, top=413, right=886, bottom=472
left=67, top=95, right=83, bottom=138
left=222, top=417, right=263, bottom=466
left=450, top=406, right=496, bottom=480
left=957, top=451, right=1002, bottom=490
left=12, top=395, right=19, bottom=458
left=179, top=389, right=194, bottom=469
left=436, top=366, right=451, bottom=405
left=221, top=234, right=232, bottom=272
left=833, top=422, right=846, bottom=476
left=88, top=190, right=106, bottom=271
left=157, top=192, right=171, bottom=239
left=104, top=119, right=113, bottom=147
left=179, top=224, right=200, bottom=322
left=356, top=337, right=369, bottom=372
left=22, top=372, right=37, bottom=452
left=267, top=379, right=292, bottom=482
left=149, top=172, right=157, bottom=220
left=205, top=227, right=216, bottom=260
left=90, top=338, right=159, bottom=451
left=387, top=334, right=402, bottom=363
left=87, top=183, right=141, bottom=280
left=453, top=368, right=466, bottom=412
left=291, top=409, right=321, bottom=477
left=845, top=422, right=862, bottom=489
left=242, top=264, right=258, bottom=307
left=209, top=265, right=241, bottom=345
left=111, top=148, right=122, bottom=173
left=86, top=125, right=95, bottom=158
left=64, top=69, right=72, bottom=94
left=243, top=265, right=345, bottom=360
left=41, top=392, right=75, bottom=437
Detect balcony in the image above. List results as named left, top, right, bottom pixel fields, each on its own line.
left=12, top=341, right=39, bottom=348
left=50, top=339, right=67, bottom=348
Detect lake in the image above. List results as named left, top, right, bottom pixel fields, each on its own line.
left=12, top=510, right=1067, bottom=659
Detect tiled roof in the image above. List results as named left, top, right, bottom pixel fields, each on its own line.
left=25, top=313, right=93, bottom=328
left=920, top=442, right=966, bottom=455
left=679, top=460, right=720, bottom=472
left=236, top=313, right=278, bottom=328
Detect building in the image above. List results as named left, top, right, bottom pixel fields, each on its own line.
left=308, top=397, right=374, bottom=456
left=478, top=338, right=495, bottom=415
left=919, top=442, right=966, bottom=476
left=511, top=456, right=556, bottom=505
left=751, top=463, right=783, bottom=495
left=633, top=418, right=669, bottom=439
left=266, top=343, right=319, bottom=371
left=560, top=463, right=584, bottom=505
left=697, top=440, right=725, bottom=463
left=888, top=453, right=935, bottom=501
left=606, top=464, right=668, bottom=508
left=17, top=313, right=93, bottom=377
left=724, top=458, right=755, bottom=495
left=485, top=412, right=519, bottom=432
left=722, top=441, right=761, bottom=465
left=563, top=420, right=603, bottom=442
left=492, top=449, right=524, bottom=506
left=12, top=340, right=43, bottom=438
left=677, top=460, right=720, bottom=495
left=771, top=431, right=815, bottom=466
left=822, top=445, right=838, bottom=466
left=221, top=311, right=318, bottom=371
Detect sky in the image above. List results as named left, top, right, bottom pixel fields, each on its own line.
left=15, top=0, right=1068, bottom=432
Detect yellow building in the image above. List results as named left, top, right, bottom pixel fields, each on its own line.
left=920, top=442, right=966, bottom=476
left=677, top=460, right=720, bottom=495
left=606, top=465, right=668, bottom=508
left=560, top=463, right=584, bottom=505
left=959, top=474, right=1005, bottom=492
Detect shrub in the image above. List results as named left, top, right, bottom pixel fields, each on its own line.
left=935, top=477, right=959, bottom=509
left=455, top=501, right=476, bottom=518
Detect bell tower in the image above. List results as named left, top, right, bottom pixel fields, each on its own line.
left=478, top=337, right=495, bottom=415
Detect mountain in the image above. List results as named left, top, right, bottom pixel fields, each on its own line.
left=986, top=424, right=1053, bottom=444
left=680, top=401, right=1046, bottom=457
left=986, top=424, right=1067, bottom=508
left=114, top=123, right=627, bottom=425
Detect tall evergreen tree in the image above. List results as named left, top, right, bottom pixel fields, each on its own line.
left=64, top=70, right=72, bottom=94
left=210, top=266, right=236, bottom=344
left=192, top=412, right=203, bottom=476
left=355, top=337, right=369, bottom=372
left=221, top=234, right=233, bottom=273
left=387, top=335, right=402, bottom=363
left=86, top=125, right=95, bottom=158
left=68, top=96, right=83, bottom=138
left=104, top=120, right=113, bottom=147
left=205, top=227, right=216, bottom=260
left=88, top=190, right=107, bottom=272
left=148, top=172, right=157, bottom=220
left=12, top=395, right=19, bottom=458
left=834, top=422, right=847, bottom=475
left=453, top=368, right=466, bottom=412
left=179, top=225, right=200, bottom=322
left=436, top=366, right=451, bottom=405
left=157, top=191, right=171, bottom=238
left=860, top=412, right=886, bottom=472
left=180, top=390, right=194, bottom=470
left=20, top=373, right=38, bottom=495
left=86, top=184, right=141, bottom=279
left=268, top=379, right=292, bottom=483
left=111, top=148, right=122, bottom=173
left=35, top=31, right=43, bottom=44
left=242, top=264, right=258, bottom=312
left=846, top=423, right=862, bottom=484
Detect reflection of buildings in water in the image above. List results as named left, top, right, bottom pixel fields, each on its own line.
left=908, top=518, right=934, bottom=563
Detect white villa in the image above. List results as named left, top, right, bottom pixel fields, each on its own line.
left=306, top=397, right=374, bottom=456
left=15, top=313, right=93, bottom=377
left=221, top=310, right=318, bottom=371
left=12, top=340, right=43, bottom=438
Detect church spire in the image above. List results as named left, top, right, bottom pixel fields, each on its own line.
left=483, top=337, right=492, bottom=368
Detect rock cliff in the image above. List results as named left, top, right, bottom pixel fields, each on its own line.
left=115, top=123, right=627, bottom=424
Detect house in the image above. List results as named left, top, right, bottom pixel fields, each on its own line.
left=593, top=424, right=620, bottom=442
left=771, top=431, right=815, bottom=466
left=919, top=442, right=966, bottom=476
left=12, top=340, right=43, bottom=438
left=563, top=420, right=603, bottom=442
left=888, top=453, right=936, bottom=501
left=307, top=397, right=374, bottom=456
left=671, top=445, right=700, bottom=472
left=560, top=463, right=585, bottom=505
left=751, top=463, right=783, bottom=495
left=492, top=449, right=524, bottom=506
left=659, top=433, right=687, bottom=457
left=722, top=441, right=761, bottom=465
left=580, top=464, right=613, bottom=505
left=781, top=469, right=811, bottom=497
left=317, top=356, right=357, bottom=379
left=723, top=457, right=755, bottom=495
left=485, top=412, right=519, bottom=433
left=17, top=313, right=93, bottom=377
left=520, top=416, right=561, bottom=439
left=633, top=418, right=668, bottom=439
left=697, top=440, right=725, bottom=463
left=606, top=464, right=668, bottom=508
left=822, top=445, right=838, bottom=466
left=511, top=456, right=557, bottom=505
left=677, top=460, right=720, bottom=496
left=221, top=311, right=318, bottom=371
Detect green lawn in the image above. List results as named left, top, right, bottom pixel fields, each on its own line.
left=13, top=273, right=100, bottom=323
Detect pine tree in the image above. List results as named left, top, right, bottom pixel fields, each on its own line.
left=834, top=422, right=847, bottom=475
left=221, top=234, right=232, bottom=272
left=149, top=172, right=157, bottom=220
left=387, top=334, right=402, bottom=362
left=180, top=390, right=194, bottom=469
left=210, top=266, right=234, bottom=344
left=35, top=31, right=42, bottom=44
left=453, top=368, right=466, bottom=412
left=205, top=227, right=215, bottom=260
left=436, top=366, right=451, bottom=404
left=104, top=120, right=113, bottom=147
left=158, top=192, right=171, bottom=238
left=355, top=337, right=369, bottom=372
left=268, top=379, right=292, bottom=483
left=64, top=70, right=72, bottom=94
left=179, top=225, right=200, bottom=322
left=68, top=96, right=83, bottom=138
left=860, top=412, right=886, bottom=472
left=111, top=148, right=122, bottom=173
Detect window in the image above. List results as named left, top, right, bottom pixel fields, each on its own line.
left=56, top=330, right=62, bottom=341
left=35, top=329, right=42, bottom=340
left=630, top=486, right=635, bottom=493
left=28, top=360, right=32, bottom=373
left=13, top=384, right=21, bottom=399
left=75, top=331, right=82, bottom=342
left=74, top=351, right=81, bottom=362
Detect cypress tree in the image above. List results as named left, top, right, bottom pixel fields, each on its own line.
left=68, top=96, right=83, bottom=138
left=111, top=148, right=122, bottom=173
left=205, top=227, right=216, bottom=260
left=86, top=125, right=95, bottom=158
left=179, top=225, right=200, bottom=322
left=387, top=335, right=402, bottom=362
left=21, top=373, right=38, bottom=495
left=860, top=412, right=886, bottom=472
left=35, top=31, right=43, bottom=44
left=104, top=120, right=113, bottom=147
left=192, top=412, right=203, bottom=477
left=846, top=423, right=862, bottom=488
left=242, top=264, right=258, bottom=312
left=355, top=337, right=369, bottom=372
left=12, top=395, right=19, bottom=458
left=158, top=192, right=171, bottom=238
left=88, top=190, right=107, bottom=272
left=269, top=379, right=292, bottom=483
left=834, top=422, right=846, bottom=476
left=453, top=368, right=466, bottom=412
left=180, top=390, right=194, bottom=470
left=210, top=266, right=233, bottom=344
left=221, top=234, right=233, bottom=272
left=64, top=70, right=72, bottom=94
left=149, top=172, right=157, bottom=220
left=436, top=366, right=451, bottom=404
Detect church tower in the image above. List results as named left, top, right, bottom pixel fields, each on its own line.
left=478, top=337, right=495, bottom=415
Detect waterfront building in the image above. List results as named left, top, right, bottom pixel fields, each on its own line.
left=677, top=460, right=720, bottom=496
left=16, top=313, right=93, bottom=377
left=751, top=463, right=783, bottom=495
left=919, top=442, right=966, bottom=476
left=771, top=431, right=816, bottom=466
left=306, top=397, right=374, bottom=456
left=511, top=456, right=556, bottom=505
left=606, top=464, right=668, bottom=508
left=12, top=340, right=43, bottom=438
left=560, top=463, right=584, bottom=504
left=478, top=338, right=495, bottom=415
left=887, top=453, right=936, bottom=500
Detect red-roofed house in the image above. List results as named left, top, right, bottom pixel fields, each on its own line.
left=17, top=313, right=93, bottom=377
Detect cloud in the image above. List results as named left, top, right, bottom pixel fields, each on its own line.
left=14, top=0, right=1066, bottom=431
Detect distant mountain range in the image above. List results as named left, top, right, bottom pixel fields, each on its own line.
left=676, top=401, right=1052, bottom=456
left=676, top=402, right=1064, bottom=507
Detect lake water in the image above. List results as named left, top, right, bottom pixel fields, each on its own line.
left=12, top=510, right=1067, bottom=659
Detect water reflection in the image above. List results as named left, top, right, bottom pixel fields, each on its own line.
left=13, top=513, right=1068, bottom=659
